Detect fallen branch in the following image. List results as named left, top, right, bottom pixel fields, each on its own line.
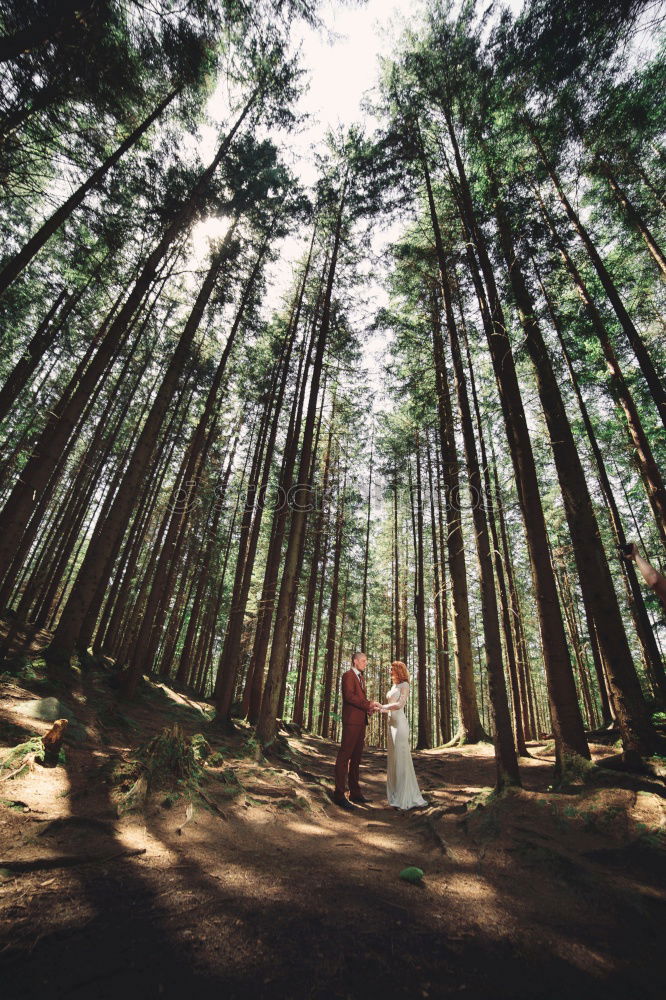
left=0, top=751, right=40, bottom=782
left=0, top=736, right=46, bottom=781
left=198, top=788, right=228, bottom=819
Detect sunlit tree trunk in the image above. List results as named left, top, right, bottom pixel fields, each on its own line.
left=46, top=224, right=240, bottom=666
left=291, top=388, right=336, bottom=728
left=535, top=269, right=666, bottom=704
left=444, top=105, right=588, bottom=768
left=535, top=186, right=666, bottom=545
left=528, top=122, right=666, bottom=431
left=0, top=91, right=258, bottom=592
left=257, top=178, right=348, bottom=746
left=491, top=186, right=657, bottom=758
left=430, top=294, right=485, bottom=745
left=320, top=464, right=346, bottom=737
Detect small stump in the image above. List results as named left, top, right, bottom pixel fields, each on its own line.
left=42, top=719, right=68, bottom=766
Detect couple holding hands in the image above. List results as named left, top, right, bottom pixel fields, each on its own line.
left=333, top=651, right=428, bottom=812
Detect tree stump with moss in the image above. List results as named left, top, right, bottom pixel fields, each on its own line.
left=42, top=718, right=68, bottom=766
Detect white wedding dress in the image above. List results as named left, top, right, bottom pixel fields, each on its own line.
left=383, top=681, right=428, bottom=810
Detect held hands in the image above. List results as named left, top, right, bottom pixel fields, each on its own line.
left=368, top=701, right=390, bottom=714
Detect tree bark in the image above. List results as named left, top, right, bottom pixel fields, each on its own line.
left=528, top=122, right=666, bottom=431
left=443, top=105, right=589, bottom=767
left=538, top=273, right=666, bottom=702
left=412, top=435, right=431, bottom=750
left=0, top=281, right=86, bottom=422
left=214, top=315, right=297, bottom=719
left=0, top=87, right=180, bottom=298
left=393, top=474, right=402, bottom=661
left=291, top=388, right=336, bottom=728
left=491, top=185, right=657, bottom=758
left=359, top=427, right=374, bottom=652
left=46, top=225, right=240, bottom=665
left=535, top=185, right=666, bottom=546
left=119, top=230, right=266, bottom=699
left=256, top=177, right=348, bottom=746
left=0, top=89, right=258, bottom=592
left=320, top=465, right=346, bottom=737
left=429, top=295, right=485, bottom=745
left=244, top=245, right=322, bottom=722
left=418, top=132, right=518, bottom=779
left=597, top=158, right=666, bottom=280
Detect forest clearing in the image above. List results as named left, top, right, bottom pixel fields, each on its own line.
left=2, top=0, right=666, bottom=995
left=0, top=661, right=664, bottom=999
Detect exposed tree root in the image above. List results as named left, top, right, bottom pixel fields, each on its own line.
left=198, top=787, right=228, bottom=820
left=597, top=751, right=666, bottom=783
left=242, top=782, right=298, bottom=798
left=443, top=727, right=491, bottom=749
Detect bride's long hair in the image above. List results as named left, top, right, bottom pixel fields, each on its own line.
left=391, top=660, right=409, bottom=683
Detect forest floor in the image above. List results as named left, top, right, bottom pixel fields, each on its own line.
left=0, top=663, right=665, bottom=1000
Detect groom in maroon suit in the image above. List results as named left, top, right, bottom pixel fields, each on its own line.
left=333, top=651, right=381, bottom=810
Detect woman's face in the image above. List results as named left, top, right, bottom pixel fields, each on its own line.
left=390, top=666, right=398, bottom=684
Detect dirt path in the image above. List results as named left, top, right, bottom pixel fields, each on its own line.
left=1, top=681, right=665, bottom=999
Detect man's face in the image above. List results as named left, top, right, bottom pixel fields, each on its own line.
left=355, top=654, right=367, bottom=672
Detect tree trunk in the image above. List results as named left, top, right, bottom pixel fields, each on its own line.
left=433, top=447, right=453, bottom=742
left=456, top=301, right=529, bottom=755
left=393, top=474, right=401, bottom=661
left=429, top=295, right=485, bottom=745
left=0, top=89, right=258, bottom=591
left=119, top=233, right=265, bottom=700
left=320, top=465, right=346, bottom=737
left=101, top=396, right=194, bottom=660
left=46, top=225, right=240, bottom=665
left=426, top=435, right=451, bottom=745
left=175, top=426, right=240, bottom=687
left=292, top=389, right=337, bottom=728
left=528, top=122, right=666, bottom=431
left=244, top=251, right=322, bottom=722
left=256, top=178, right=348, bottom=746
left=538, top=273, right=666, bottom=702
left=0, top=87, right=180, bottom=298
left=215, top=316, right=297, bottom=718
left=0, top=281, right=86, bottom=422
left=359, top=427, right=374, bottom=651
left=597, top=158, right=666, bottom=280
left=535, top=186, right=666, bottom=545
left=491, top=186, right=657, bottom=758
left=412, top=435, right=431, bottom=750
left=421, top=134, right=520, bottom=780
left=444, top=106, right=588, bottom=768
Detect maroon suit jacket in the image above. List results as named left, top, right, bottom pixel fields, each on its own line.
left=341, top=668, right=372, bottom=727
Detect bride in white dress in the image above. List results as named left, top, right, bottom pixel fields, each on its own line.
left=380, top=661, right=428, bottom=810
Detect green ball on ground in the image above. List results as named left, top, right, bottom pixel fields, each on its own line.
left=399, top=866, right=424, bottom=884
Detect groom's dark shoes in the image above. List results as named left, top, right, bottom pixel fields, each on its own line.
left=349, top=794, right=372, bottom=804
left=332, top=794, right=356, bottom=811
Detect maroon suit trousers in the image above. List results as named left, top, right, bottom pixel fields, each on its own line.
left=334, top=722, right=365, bottom=799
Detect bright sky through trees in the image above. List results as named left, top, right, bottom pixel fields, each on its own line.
left=192, top=0, right=431, bottom=407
